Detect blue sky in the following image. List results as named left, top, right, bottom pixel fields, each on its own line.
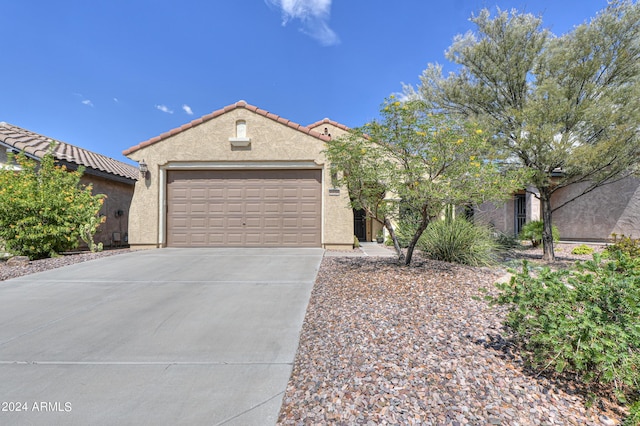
left=1, top=0, right=611, bottom=165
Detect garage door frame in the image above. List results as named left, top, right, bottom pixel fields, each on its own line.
left=158, top=161, right=324, bottom=247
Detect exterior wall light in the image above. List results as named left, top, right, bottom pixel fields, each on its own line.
left=139, top=160, right=149, bottom=179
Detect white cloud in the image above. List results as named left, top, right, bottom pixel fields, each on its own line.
left=266, top=0, right=339, bottom=46
left=155, top=104, right=173, bottom=114
left=81, top=99, right=94, bottom=107
left=182, top=104, right=194, bottom=115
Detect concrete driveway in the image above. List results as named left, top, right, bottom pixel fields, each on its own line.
left=0, top=248, right=323, bottom=425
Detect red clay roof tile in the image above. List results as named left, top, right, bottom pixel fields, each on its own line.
left=307, top=118, right=352, bottom=133
left=0, top=122, right=138, bottom=181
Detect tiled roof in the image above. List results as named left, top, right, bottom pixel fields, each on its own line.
left=123, top=100, right=332, bottom=156
left=307, top=118, right=351, bottom=133
left=0, top=122, right=138, bottom=181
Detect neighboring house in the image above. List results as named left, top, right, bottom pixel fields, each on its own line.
left=123, top=101, right=356, bottom=249
left=0, top=122, right=138, bottom=247
left=476, top=177, right=640, bottom=242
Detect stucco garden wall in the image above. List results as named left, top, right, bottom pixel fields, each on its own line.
left=551, top=177, right=640, bottom=241
left=125, top=107, right=354, bottom=249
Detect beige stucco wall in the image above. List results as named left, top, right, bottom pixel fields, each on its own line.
left=81, top=175, right=134, bottom=247
left=474, top=198, right=516, bottom=235
left=475, top=177, right=640, bottom=241
left=126, top=109, right=354, bottom=249
left=475, top=189, right=539, bottom=237
left=551, top=177, right=640, bottom=241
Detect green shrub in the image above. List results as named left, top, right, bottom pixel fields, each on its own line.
left=494, top=231, right=521, bottom=250
left=519, top=220, right=559, bottom=247
left=389, top=220, right=418, bottom=248
left=353, top=235, right=360, bottom=248
left=0, top=152, right=105, bottom=260
left=80, top=216, right=105, bottom=253
left=606, top=234, right=640, bottom=258
left=418, top=217, right=499, bottom=266
left=571, top=244, right=594, bottom=255
left=488, top=252, right=640, bottom=411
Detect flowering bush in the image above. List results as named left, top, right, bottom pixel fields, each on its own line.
left=0, top=152, right=105, bottom=259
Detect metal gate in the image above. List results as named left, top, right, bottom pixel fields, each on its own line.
left=515, top=194, right=526, bottom=235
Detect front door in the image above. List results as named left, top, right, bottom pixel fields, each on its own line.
left=353, top=209, right=367, bottom=241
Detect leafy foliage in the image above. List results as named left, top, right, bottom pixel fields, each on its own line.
left=80, top=215, right=105, bottom=253
left=571, top=244, right=595, bottom=255
left=494, top=231, right=521, bottom=250
left=488, top=252, right=640, bottom=412
left=0, top=152, right=105, bottom=259
left=416, top=1, right=640, bottom=261
left=418, top=213, right=500, bottom=266
left=606, top=234, right=640, bottom=259
left=325, top=96, right=525, bottom=265
left=519, top=220, right=559, bottom=247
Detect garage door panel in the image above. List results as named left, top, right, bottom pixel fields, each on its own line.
left=300, top=217, right=317, bottom=228
left=264, top=218, right=281, bottom=228
left=209, top=218, right=224, bottom=227
left=282, top=188, right=299, bottom=198
left=167, top=169, right=321, bottom=247
left=245, top=188, right=262, bottom=199
left=208, top=188, right=224, bottom=198
left=227, top=217, right=244, bottom=228
left=190, top=188, right=207, bottom=199
left=244, top=217, right=262, bottom=228
left=171, top=188, right=188, bottom=200
left=301, top=233, right=319, bottom=244
left=263, top=189, right=280, bottom=199
left=226, top=233, right=244, bottom=245
left=264, top=203, right=280, bottom=213
left=282, top=217, right=299, bottom=228
left=190, top=203, right=207, bottom=214
left=245, top=202, right=262, bottom=213
left=227, top=188, right=243, bottom=199
left=227, top=202, right=243, bottom=213
left=209, top=235, right=224, bottom=245
left=190, top=217, right=207, bottom=228
left=301, top=202, right=318, bottom=213
left=282, top=203, right=299, bottom=214
left=208, top=203, right=224, bottom=214
left=245, top=233, right=262, bottom=244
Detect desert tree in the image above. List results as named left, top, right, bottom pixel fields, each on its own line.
left=414, top=0, right=640, bottom=261
left=325, top=96, right=524, bottom=265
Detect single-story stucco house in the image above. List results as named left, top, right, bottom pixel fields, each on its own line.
left=0, top=122, right=138, bottom=247
left=122, top=100, right=367, bottom=250
left=476, top=177, right=640, bottom=242
left=123, top=100, right=639, bottom=249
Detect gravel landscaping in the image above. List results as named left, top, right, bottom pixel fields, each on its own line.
left=1, top=244, right=627, bottom=424
left=0, top=249, right=130, bottom=282
left=278, top=245, right=625, bottom=425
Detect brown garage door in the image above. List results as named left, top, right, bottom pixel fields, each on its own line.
left=166, top=169, right=322, bottom=247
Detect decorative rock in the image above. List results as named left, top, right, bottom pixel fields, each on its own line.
left=6, top=256, right=29, bottom=266
left=277, top=255, right=623, bottom=425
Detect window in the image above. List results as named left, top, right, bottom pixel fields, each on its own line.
left=236, top=120, right=247, bottom=138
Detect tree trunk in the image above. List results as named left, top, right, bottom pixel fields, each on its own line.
left=540, top=188, right=556, bottom=262
left=404, top=217, right=430, bottom=266
left=384, top=218, right=405, bottom=263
